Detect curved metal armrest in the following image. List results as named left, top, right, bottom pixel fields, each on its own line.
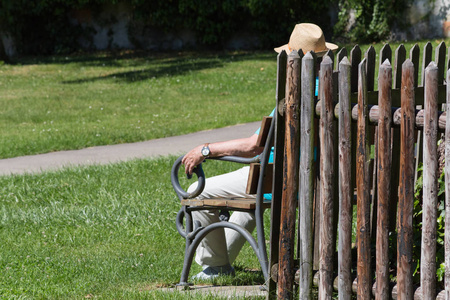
left=209, top=156, right=260, bottom=164
left=170, top=155, right=261, bottom=201
left=171, top=155, right=206, bottom=200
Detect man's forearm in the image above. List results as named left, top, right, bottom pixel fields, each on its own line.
left=207, top=135, right=263, bottom=158
left=182, top=134, right=263, bottom=175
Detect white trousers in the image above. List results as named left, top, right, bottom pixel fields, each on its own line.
left=187, top=166, right=256, bottom=268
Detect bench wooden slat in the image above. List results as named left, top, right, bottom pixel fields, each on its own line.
left=256, top=116, right=273, bottom=147
left=181, top=197, right=271, bottom=210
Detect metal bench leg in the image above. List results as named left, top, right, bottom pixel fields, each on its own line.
left=255, top=207, right=269, bottom=283
left=178, top=220, right=269, bottom=286
left=176, top=208, right=194, bottom=287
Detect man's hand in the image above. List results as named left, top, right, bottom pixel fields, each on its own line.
left=182, top=145, right=205, bottom=175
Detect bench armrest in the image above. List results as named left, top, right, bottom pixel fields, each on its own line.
left=171, top=155, right=206, bottom=200
left=209, top=156, right=261, bottom=164
left=171, top=155, right=260, bottom=201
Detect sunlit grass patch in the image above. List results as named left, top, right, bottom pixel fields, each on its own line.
left=0, top=157, right=264, bottom=298
left=0, top=51, right=276, bottom=159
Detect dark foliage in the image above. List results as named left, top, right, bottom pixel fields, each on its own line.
left=0, top=0, right=333, bottom=55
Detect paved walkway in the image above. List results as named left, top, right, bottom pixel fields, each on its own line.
left=0, top=121, right=260, bottom=176
left=163, top=284, right=266, bottom=297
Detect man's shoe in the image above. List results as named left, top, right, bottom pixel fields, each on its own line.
left=192, top=264, right=235, bottom=280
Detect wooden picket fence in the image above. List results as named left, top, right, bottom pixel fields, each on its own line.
left=271, top=42, right=450, bottom=299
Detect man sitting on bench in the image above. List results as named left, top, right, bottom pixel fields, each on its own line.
left=182, top=23, right=337, bottom=280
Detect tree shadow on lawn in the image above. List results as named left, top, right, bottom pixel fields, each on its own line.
left=61, top=51, right=275, bottom=84
left=209, top=265, right=266, bottom=287
left=232, top=266, right=266, bottom=285
left=9, top=50, right=275, bottom=83
left=62, top=57, right=224, bottom=84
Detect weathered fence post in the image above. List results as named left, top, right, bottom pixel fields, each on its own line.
left=338, top=57, right=352, bottom=300
left=420, top=61, right=439, bottom=299
left=298, top=51, right=316, bottom=300
left=410, top=44, right=420, bottom=186
left=445, top=68, right=450, bottom=299
left=389, top=45, right=406, bottom=236
left=267, top=50, right=287, bottom=300
left=375, top=59, right=392, bottom=300
left=365, top=46, right=378, bottom=241
left=318, top=55, right=336, bottom=300
left=435, top=42, right=446, bottom=85
left=356, top=58, right=372, bottom=299
left=410, top=44, right=420, bottom=86
left=349, top=47, right=361, bottom=249
left=278, top=49, right=301, bottom=299
left=397, top=59, right=415, bottom=300
left=422, top=43, right=432, bottom=88
left=350, top=45, right=362, bottom=93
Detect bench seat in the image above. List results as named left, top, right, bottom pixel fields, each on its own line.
left=181, top=197, right=272, bottom=210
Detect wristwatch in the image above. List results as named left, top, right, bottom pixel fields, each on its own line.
left=201, top=143, right=211, bottom=158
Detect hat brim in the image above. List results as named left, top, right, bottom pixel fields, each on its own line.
left=274, top=42, right=339, bottom=57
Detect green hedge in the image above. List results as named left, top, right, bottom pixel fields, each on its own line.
left=0, top=0, right=105, bottom=55
left=0, top=0, right=333, bottom=55
left=333, top=0, right=411, bottom=43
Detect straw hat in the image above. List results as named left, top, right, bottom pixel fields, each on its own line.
left=274, top=23, right=338, bottom=57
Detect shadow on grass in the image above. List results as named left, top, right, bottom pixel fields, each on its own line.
left=185, top=266, right=265, bottom=289
left=7, top=50, right=275, bottom=83
left=232, top=266, right=265, bottom=285
left=62, top=57, right=224, bottom=84
left=65, top=51, right=275, bottom=84
left=196, top=266, right=266, bottom=287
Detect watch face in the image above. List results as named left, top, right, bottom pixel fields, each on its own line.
left=202, top=147, right=209, bottom=156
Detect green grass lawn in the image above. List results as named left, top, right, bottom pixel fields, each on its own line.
left=0, top=157, right=268, bottom=299
left=1, top=37, right=450, bottom=298
left=0, top=51, right=276, bottom=159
